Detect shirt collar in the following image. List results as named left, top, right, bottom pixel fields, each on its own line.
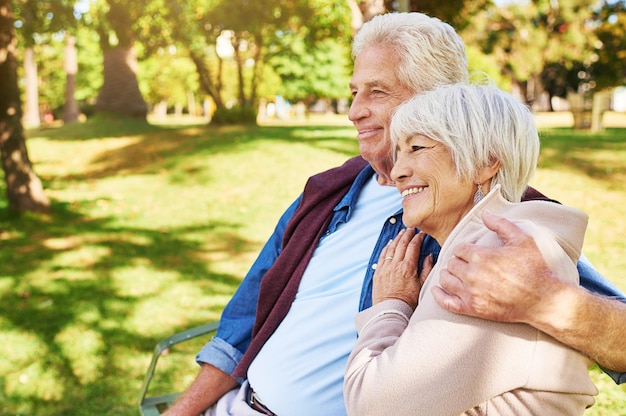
left=334, top=164, right=375, bottom=220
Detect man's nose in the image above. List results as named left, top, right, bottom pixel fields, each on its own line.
left=348, top=96, right=368, bottom=122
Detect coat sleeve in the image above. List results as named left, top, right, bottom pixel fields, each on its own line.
left=344, top=219, right=596, bottom=416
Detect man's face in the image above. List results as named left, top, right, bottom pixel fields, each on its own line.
left=348, top=46, right=414, bottom=169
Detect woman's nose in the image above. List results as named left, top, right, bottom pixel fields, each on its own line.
left=391, top=155, right=410, bottom=183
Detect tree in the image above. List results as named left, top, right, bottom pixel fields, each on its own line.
left=386, top=0, right=490, bottom=30
left=590, top=1, right=626, bottom=91
left=0, top=0, right=50, bottom=213
left=138, top=47, right=200, bottom=114
left=14, top=0, right=43, bottom=127
left=161, top=0, right=352, bottom=123
left=87, top=0, right=148, bottom=118
left=465, top=0, right=599, bottom=109
left=62, top=32, right=79, bottom=123
left=13, top=1, right=84, bottom=123
left=267, top=36, right=352, bottom=109
left=348, top=0, right=385, bottom=30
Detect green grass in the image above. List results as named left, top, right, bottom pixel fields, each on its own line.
left=0, top=113, right=625, bottom=415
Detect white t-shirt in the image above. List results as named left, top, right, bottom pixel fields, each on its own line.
left=247, top=176, right=401, bottom=416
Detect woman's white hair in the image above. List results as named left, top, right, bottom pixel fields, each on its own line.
left=390, top=81, right=540, bottom=202
left=352, top=12, right=469, bottom=95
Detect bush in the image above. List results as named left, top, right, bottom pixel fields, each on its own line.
left=210, top=106, right=258, bottom=125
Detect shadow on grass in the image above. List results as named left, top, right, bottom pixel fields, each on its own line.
left=29, top=117, right=358, bottom=185
left=538, top=127, right=626, bottom=182
left=33, top=116, right=626, bottom=188
left=28, top=114, right=166, bottom=141
left=1, top=116, right=362, bottom=414
left=0, top=199, right=245, bottom=415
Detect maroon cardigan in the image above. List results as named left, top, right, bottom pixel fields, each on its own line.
left=233, top=156, right=368, bottom=378
left=232, top=155, right=555, bottom=378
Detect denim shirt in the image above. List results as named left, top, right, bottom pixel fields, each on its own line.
left=197, top=166, right=626, bottom=385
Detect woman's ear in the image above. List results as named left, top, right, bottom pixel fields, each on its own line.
left=478, top=160, right=501, bottom=184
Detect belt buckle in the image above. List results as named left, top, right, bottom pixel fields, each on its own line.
left=247, top=387, right=275, bottom=416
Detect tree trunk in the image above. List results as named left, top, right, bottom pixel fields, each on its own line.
left=190, top=50, right=225, bottom=110
left=347, top=0, right=386, bottom=33
left=0, top=0, right=50, bottom=213
left=63, top=34, right=80, bottom=123
left=95, top=46, right=148, bottom=119
left=232, top=37, right=247, bottom=108
left=23, top=46, right=40, bottom=128
left=249, top=35, right=263, bottom=109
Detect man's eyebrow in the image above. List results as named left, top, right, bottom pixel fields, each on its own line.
left=349, top=80, right=392, bottom=90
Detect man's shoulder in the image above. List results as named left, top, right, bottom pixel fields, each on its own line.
left=313, top=156, right=368, bottom=178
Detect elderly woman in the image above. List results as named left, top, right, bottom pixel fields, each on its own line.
left=343, top=83, right=598, bottom=415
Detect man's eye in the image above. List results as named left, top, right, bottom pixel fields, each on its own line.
left=411, top=145, right=426, bottom=152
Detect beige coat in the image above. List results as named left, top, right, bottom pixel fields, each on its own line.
left=344, top=186, right=598, bottom=416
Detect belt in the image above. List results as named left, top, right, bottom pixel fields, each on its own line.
left=246, top=385, right=276, bottom=416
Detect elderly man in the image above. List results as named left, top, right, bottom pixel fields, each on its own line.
left=165, top=12, right=626, bottom=416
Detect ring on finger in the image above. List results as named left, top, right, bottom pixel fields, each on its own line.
left=384, top=256, right=394, bottom=260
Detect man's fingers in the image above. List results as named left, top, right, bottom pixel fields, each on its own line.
left=445, top=254, right=469, bottom=278
left=450, top=213, right=532, bottom=264
left=438, top=267, right=465, bottom=294
left=482, top=211, right=527, bottom=247
left=431, top=286, right=463, bottom=314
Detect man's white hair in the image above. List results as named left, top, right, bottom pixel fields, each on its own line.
left=352, top=12, right=469, bottom=95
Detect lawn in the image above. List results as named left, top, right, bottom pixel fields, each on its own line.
left=0, top=113, right=625, bottom=415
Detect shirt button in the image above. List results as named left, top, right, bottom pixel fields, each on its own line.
left=389, top=217, right=397, bottom=224
left=372, top=263, right=377, bottom=270
left=325, top=230, right=330, bottom=236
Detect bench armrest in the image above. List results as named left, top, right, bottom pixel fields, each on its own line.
left=138, top=321, right=220, bottom=415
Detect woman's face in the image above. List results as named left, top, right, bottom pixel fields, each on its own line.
left=391, top=134, right=476, bottom=245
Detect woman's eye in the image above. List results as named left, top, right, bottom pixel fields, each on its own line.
left=411, top=145, right=426, bottom=152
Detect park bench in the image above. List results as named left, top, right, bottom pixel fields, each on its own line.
left=138, top=321, right=220, bottom=416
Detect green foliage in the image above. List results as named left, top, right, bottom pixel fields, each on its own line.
left=466, top=44, right=511, bottom=91
left=159, top=0, right=353, bottom=111
left=267, top=37, right=352, bottom=103
left=12, top=0, right=76, bottom=46
left=138, top=48, right=199, bottom=109
left=591, top=1, right=626, bottom=90
left=85, top=0, right=158, bottom=48
left=401, top=0, right=491, bottom=31
left=463, top=0, right=626, bottom=99
left=75, top=27, right=104, bottom=102
left=210, top=105, right=258, bottom=125
left=9, top=0, right=625, bottom=133
left=26, top=36, right=65, bottom=114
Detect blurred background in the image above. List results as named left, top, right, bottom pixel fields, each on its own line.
left=5, top=0, right=626, bottom=130
left=1, top=1, right=625, bottom=415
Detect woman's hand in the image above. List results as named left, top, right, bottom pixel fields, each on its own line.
left=373, top=228, right=433, bottom=310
